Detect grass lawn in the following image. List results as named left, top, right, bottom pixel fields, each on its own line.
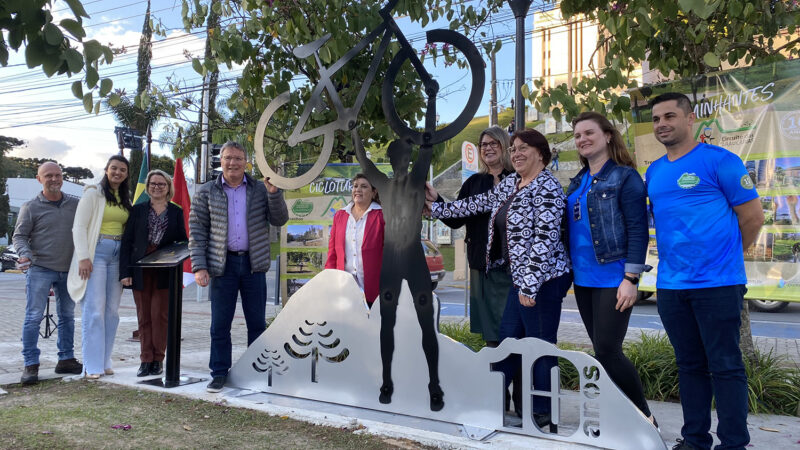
left=433, top=109, right=543, bottom=173
left=0, top=380, right=429, bottom=449
left=438, top=244, right=455, bottom=272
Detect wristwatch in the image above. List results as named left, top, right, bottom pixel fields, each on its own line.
left=624, top=274, right=640, bottom=285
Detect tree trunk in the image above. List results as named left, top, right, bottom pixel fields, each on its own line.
left=739, top=302, right=757, bottom=364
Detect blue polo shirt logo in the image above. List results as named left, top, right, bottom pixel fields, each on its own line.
left=740, top=174, right=754, bottom=189
left=677, top=173, right=700, bottom=189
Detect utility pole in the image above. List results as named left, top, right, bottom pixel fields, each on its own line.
left=490, top=53, right=498, bottom=127
left=509, top=0, right=534, bottom=131
left=199, top=73, right=210, bottom=184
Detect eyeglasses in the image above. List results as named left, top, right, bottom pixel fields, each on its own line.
left=222, top=156, right=246, bottom=162
left=148, top=182, right=167, bottom=188
left=480, top=141, right=501, bottom=149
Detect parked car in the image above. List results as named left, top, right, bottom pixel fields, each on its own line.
left=422, top=239, right=445, bottom=290
left=749, top=299, right=789, bottom=313
left=0, top=247, right=19, bottom=272
left=637, top=290, right=790, bottom=313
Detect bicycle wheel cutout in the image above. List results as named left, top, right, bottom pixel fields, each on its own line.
left=254, top=90, right=335, bottom=190
left=382, top=29, right=485, bottom=146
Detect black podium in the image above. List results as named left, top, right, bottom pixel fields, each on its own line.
left=133, top=242, right=204, bottom=388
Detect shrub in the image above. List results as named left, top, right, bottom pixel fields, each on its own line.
left=439, top=321, right=485, bottom=352
left=625, top=333, right=681, bottom=402
left=439, top=323, right=800, bottom=416
left=745, top=350, right=800, bottom=415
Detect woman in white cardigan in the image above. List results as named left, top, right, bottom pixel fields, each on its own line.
left=68, top=155, right=132, bottom=378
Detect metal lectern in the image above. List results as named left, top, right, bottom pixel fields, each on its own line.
left=134, top=242, right=204, bottom=388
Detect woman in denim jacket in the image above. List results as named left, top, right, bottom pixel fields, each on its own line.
left=566, top=111, right=656, bottom=427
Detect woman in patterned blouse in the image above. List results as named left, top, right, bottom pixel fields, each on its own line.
left=120, top=170, right=187, bottom=378
left=426, top=129, right=571, bottom=432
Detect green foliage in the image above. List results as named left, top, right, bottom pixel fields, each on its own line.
left=438, top=244, right=454, bottom=271
left=441, top=324, right=800, bottom=416
left=531, top=0, right=800, bottom=121
left=151, top=154, right=175, bottom=176
left=62, top=166, right=93, bottom=182
left=178, top=0, right=505, bottom=168
left=128, top=151, right=176, bottom=196
left=0, top=137, right=17, bottom=239
left=433, top=108, right=541, bottom=174
left=0, top=0, right=116, bottom=113
left=439, top=321, right=486, bottom=352
left=625, top=333, right=681, bottom=402
left=745, top=349, right=800, bottom=415
left=2, top=154, right=93, bottom=184
left=107, top=90, right=168, bottom=138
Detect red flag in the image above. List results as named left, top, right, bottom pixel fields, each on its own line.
left=171, top=158, right=194, bottom=285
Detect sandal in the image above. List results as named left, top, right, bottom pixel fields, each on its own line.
left=104, top=368, right=114, bottom=375
left=85, top=373, right=101, bottom=379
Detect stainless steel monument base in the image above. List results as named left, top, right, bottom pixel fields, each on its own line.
left=229, top=270, right=664, bottom=449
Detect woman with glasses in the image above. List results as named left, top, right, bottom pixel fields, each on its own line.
left=426, top=129, right=571, bottom=431
left=438, top=126, right=513, bottom=347
left=120, top=170, right=187, bottom=377
left=566, top=111, right=656, bottom=427
left=68, top=155, right=132, bottom=379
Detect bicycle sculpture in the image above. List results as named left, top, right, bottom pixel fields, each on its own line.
left=255, top=0, right=484, bottom=411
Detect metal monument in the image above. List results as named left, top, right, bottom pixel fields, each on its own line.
left=229, top=271, right=664, bottom=449
left=243, top=1, right=664, bottom=447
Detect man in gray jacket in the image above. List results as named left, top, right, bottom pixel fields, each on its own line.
left=189, top=141, right=288, bottom=392
left=13, top=161, right=83, bottom=384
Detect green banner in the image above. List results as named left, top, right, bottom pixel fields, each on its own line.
left=280, top=163, right=392, bottom=300
left=629, top=59, right=800, bottom=302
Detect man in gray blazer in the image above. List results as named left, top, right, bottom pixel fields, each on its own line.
left=189, top=141, right=288, bottom=393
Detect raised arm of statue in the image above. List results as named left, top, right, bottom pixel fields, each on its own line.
left=351, top=128, right=388, bottom=190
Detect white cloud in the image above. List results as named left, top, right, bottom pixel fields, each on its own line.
left=11, top=136, right=71, bottom=161
left=6, top=128, right=122, bottom=183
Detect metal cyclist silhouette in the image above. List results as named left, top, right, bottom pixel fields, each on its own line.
left=254, top=0, right=484, bottom=411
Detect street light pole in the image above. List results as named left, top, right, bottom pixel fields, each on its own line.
left=508, top=0, right=533, bottom=131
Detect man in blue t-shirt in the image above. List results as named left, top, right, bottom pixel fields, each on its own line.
left=645, top=93, right=764, bottom=450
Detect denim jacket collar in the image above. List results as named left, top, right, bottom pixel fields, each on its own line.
left=570, top=159, right=616, bottom=184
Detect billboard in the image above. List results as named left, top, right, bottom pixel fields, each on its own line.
left=280, top=163, right=392, bottom=301
left=629, top=59, right=800, bottom=301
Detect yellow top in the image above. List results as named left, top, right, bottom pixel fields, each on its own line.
left=99, top=190, right=129, bottom=236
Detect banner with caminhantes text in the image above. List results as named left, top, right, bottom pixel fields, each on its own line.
left=280, top=163, right=392, bottom=302
left=629, top=59, right=800, bottom=301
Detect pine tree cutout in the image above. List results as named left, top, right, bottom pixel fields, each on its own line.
left=252, top=348, right=288, bottom=387
left=284, top=320, right=350, bottom=382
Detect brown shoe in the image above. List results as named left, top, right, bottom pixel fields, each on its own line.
left=21, top=364, right=39, bottom=385
left=55, top=358, right=83, bottom=374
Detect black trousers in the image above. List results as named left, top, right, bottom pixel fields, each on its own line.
left=574, top=285, right=651, bottom=417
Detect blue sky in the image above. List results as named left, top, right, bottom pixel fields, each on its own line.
left=0, top=0, right=545, bottom=181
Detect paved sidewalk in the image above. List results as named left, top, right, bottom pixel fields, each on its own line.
left=1, top=270, right=799, bottom=448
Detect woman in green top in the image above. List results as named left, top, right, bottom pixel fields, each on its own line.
left=68, top=155, right=132, bottom=378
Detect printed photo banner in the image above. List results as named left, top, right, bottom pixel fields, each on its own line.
left=629, top=59, right=800, bottom=300
left=280, top=163, right=393, bottom=301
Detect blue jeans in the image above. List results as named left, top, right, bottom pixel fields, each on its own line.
left=21, top=265, right=75, bottom=366
left=498, top=272, right=572, bottom=414
left=209, top=253, right=267, bottom=377
left=658, top=285, right=749, bottom=450
left=81, top=238, right=123, bottom=375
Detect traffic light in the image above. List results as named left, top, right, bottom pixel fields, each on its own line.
left=211, top=144, right=223, bottom=172
left=114, top=127, right=143, bottom=151
left=124, top=134, right=143, bottom=151
left=207, top=144, right=223, bottom=180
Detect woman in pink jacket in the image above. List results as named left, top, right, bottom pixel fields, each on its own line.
left=325, top=173, right=384, bottom=306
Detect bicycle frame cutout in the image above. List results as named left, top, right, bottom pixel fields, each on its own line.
left=254, top=1, right=477, bottom=189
